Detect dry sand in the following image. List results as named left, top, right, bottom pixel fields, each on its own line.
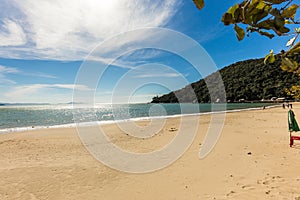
left=1, top=104, right=300, bottom=199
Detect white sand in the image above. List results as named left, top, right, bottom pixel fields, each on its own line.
left=1, top=104, right=300, bottom=199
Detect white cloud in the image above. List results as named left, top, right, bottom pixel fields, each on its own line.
left=23, top=72, right=58, bottom=79
left=0, top=0, right=182, bottom=60
left=0, top=19, right=27, bottom=46
left=53, top=84, right=91, bottom=91
left=5, top=84, right=91, bottom=99
left=134, top=73, right=180, bottom=78
left=0, top=74, right=16, bottom=84
left=0, top=65, right=57, bottom=85
left=0, top=65, right=20, bottom=84
left=0, top=65, right=20, bottom=74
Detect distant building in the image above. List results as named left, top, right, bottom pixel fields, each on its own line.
left=270, top=97, right=277, bottom=101
left=277, top=97, right=285, bottom=102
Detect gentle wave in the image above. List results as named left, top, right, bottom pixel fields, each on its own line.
left=0, top=104, right=279, bottom=134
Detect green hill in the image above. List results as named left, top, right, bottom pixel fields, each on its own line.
left=151, top=56, right=300, bottom=103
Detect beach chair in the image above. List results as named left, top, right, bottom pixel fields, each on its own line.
left=288, top=109, right=300, bottom=147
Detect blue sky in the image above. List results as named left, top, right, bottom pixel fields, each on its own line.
left=0, top=0, right=297, bottom=103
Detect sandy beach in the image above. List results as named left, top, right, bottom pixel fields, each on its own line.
left=1, top=104, right=300, bottom=199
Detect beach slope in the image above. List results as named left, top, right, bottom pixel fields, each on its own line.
left=1, top=105, right=300, bottom=199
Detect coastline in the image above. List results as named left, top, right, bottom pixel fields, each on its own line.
left=1, top=103, right=300, bottom=199
left=0, top=103, right=279, bottom=135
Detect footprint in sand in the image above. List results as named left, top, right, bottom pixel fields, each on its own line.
left=168, top=127, right=177, bottom=132
left=226, top=190, right=235, bottom=197
left=241, top=185, right=255, bottom=190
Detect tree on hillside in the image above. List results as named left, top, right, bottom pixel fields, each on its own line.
left=193, top=0, right=299, bottom=98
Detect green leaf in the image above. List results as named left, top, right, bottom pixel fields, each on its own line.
left=234, top=25, right=245, bottom=41
left=256, top=19, right=274, bottom=30
left=281, top=4, right=299, bottom=20
left=269, top=54, right=276, bottom=63
left=285, top=19, right=293, bottom=24
left=193, top=0, right=205, bottom=10
left=264, top=0, right=287, bottom=4
left=256, top=1, right=266, bottom=10
left=252, top=10, right=268, bottom=24
left=249, top=8, right=262, bottom=16
left=281, top=57, right=299, bottom=72
left=264, top=5, right=272, bottom=12
left=245, top=0, right=264, bottom=16
left=264, top=50, right=275, bottom=64
left=247, top=1, right=260, bottom=16
left=244, top=11, right=253, bottom=24
left=274, top=16, right=285, bottom=29
left=233, top=7, right=243, bottom=22
left=227, top=4, right=239, bottom=15
left=222, top=13, right=234, bottom=25
left=258, top=30, right=275, bottom=39
left=278, top=26, right=290, bottom=34
left=270, top=8, right=281, bottom=17
left=287, top=42, right=300, bottom=54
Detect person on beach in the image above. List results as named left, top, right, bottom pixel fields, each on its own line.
left=283, top=103, right=285, bottom=109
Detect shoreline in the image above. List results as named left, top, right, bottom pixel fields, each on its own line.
left=1, top=103, right=300, bottom=199
left=0, top=104, right=280, bottom=135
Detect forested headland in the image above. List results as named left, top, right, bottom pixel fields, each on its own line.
left=151, top=56, right=300, bottom=103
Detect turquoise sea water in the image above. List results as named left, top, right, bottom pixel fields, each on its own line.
left=0, top=103, right=277, bottom=132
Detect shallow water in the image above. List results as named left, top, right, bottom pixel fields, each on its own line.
left=0, top=103, right=277, bottom=132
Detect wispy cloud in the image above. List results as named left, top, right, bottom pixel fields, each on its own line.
left=128, top=63, right=185, bottom=79
left=5, top=84, right=91, bottom=99
left=0, top=19, right=27, bottom=46
left=87, top=56, right=147, bottom=69
left=0, top=65, right=20, bottom=73
left=0, top=64, right=57, bottom=85
left=22, top=72, right=58, bottom=79
left=0, top=74, right=16, bottom=84
left=134, top=73, right=180, bottom=78
left=0, top=0, right=182, bottom=60
left=0, top=65, right=20, bottom=84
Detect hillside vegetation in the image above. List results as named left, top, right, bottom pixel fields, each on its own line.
left=151, top=56, right=300, bottom=103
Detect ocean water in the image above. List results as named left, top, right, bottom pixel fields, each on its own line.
left=0, top=103, right=277, bottom=133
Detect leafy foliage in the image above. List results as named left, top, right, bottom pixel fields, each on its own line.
left=193, top=0, right=300, bottom=75
left=285, top=85, right=300, bottom=99
left=151, top=56, right=300, bottom=103
left=264, top=50, right=276, bottom=64
left=193, top=0, right=205, bottom=10
left=221, top=0, right=298, bottom=38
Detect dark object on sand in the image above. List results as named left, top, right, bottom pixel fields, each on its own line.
left=288, top=110, right=300, bottom=147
